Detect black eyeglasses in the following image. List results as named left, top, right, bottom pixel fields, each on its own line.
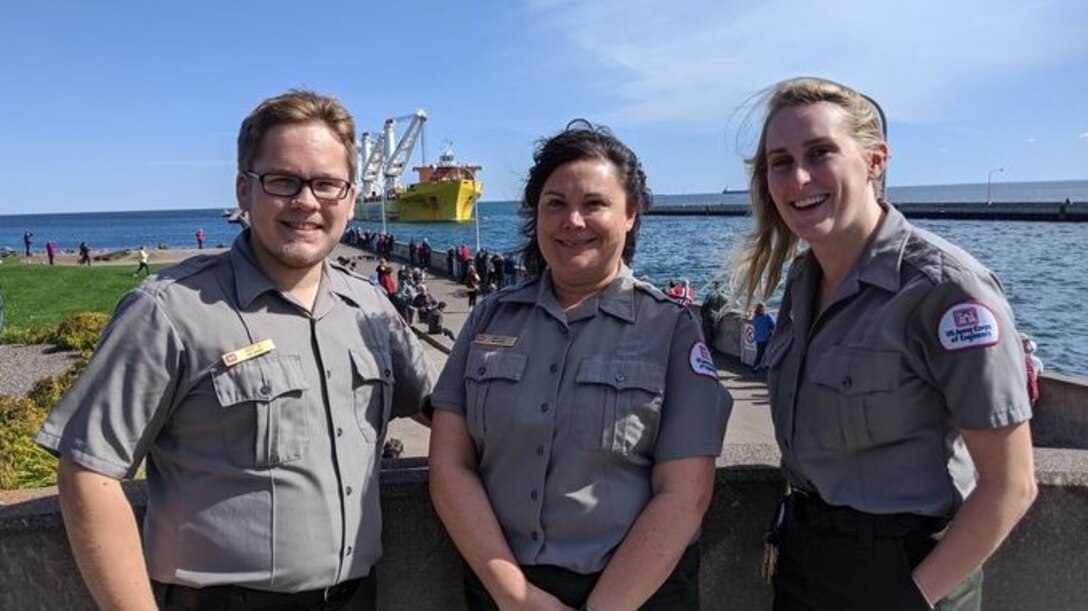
left=244, top=171, right=352, bottom=200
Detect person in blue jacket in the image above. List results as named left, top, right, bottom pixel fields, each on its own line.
left=752, top=302, right=775, bottom=373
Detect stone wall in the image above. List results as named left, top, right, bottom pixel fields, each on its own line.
left=3, top=449, right=1086, bottom=610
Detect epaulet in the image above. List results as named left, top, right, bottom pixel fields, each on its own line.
left=329, top=259, right=377, bottom=286
left=493, top=275, right=537, bottom=297
left=632, top=278, right=677, bottom=305
left=140, top=252, right=226, bottom=292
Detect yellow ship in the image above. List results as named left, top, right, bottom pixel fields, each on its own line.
left=357, top=148, right=482, bottom=222
left=354, top=109, right=483, bottom=223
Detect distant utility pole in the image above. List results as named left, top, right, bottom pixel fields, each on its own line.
left=987, top=167, right=1004, bottom=205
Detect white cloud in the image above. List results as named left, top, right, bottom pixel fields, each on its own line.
left=1079, top=132, right=1088, bottom=139
left=522, top=0, right=1088, bottom=126
left=1026, top=137, right=1037, bottom=143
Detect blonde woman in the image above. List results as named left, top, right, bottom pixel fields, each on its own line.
left=734, top=77, right=1036, bottom=610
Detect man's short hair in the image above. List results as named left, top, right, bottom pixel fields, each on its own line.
left=237, top=89, right=358, bottom=181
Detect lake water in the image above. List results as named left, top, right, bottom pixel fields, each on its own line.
left=2, top=180, right=1085, bottom=376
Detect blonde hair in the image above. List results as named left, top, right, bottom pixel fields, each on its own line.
left=732, top=77, right=888, bottom=307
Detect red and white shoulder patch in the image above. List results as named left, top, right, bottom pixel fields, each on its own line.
left=689, top=341, right=718, bottom=378
left=938, top=301, right=1000, bottom=351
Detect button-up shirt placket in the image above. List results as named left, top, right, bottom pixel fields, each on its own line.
left=307, top=287, right=358, bottom=584
left=526, top=298, right=575, bottom=559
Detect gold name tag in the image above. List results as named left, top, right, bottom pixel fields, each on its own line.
left=473, top=334, right=517, bottom=348
left=221, top=339, right=276, bottom=367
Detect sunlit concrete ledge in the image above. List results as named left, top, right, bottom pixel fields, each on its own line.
left=3, top=445, right=1086, bottom=611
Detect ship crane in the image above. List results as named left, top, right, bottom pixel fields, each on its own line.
left=353, top=110, right=483, bottom=229
left=358, top=109, right=427, bottom=199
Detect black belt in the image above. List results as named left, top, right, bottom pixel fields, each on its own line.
left=158, top=575, right=365, bottom=611
left=788, top=489, right=948, bottom=541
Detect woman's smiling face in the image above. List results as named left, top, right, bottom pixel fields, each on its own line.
left=764, top=101, right=886, bottom=249
left=536, top=157, right=634, bottom=294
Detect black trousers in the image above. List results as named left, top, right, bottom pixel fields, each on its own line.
left=463, top=543, right=700, bottom=610
left=154, top=572, right=376, bottom=611
left=772, top=494, right=983, bottom=611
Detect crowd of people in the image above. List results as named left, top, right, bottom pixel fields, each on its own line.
left=30, top=81, right=1047, bottom=611
left=343, top=227, right=525, bottom=313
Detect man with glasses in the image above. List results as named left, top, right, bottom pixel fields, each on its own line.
left=37, top=89, right=435, bottom=611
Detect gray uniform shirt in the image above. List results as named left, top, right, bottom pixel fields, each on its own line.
left=432, top=266, right=732, bottom=574
left=766, top=205, right=1032, bottom=516
left=36, top=232, right=434, bottom=591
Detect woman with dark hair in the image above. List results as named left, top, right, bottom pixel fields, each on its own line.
left=734, top=77, right=1037, bottom=610
left=429, top=121, right=732, bottom=610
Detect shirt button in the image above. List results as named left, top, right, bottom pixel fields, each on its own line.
left=336, top=427, right=344, bottom=437
left=384, top=368, right=391, bottom=377
left=842, top=376, right=853, bottom=389
left=259, top=384, right=271, bottom=396
left=477, top=366, right=486, bottom=376
left=536, top=445, right=544, bottom=456
left=326, top=369, right=333, bottom=379
left=345, top=486, right=353, bottom=496
left=530, top=489, right=538, bottom=501
left=614, top=372, right=625, bottom=382
left=345, top=546, right=353, bottom=556
left=549, top=363, right=558, bottom=373
left=539, top=402, right=549, bottom=413
left=531, top=531, right=540, bottom=542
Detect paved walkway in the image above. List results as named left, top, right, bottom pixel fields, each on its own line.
left=332, top=243, right=776, bottom=460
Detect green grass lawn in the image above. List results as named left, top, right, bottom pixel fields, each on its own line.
left=0, top=262, right=166, bottom=338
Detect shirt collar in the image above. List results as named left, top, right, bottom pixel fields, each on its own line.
left=323, top=260, right=367, bottom=308
left=230, top=231, right=280, bottom=308
left=500, top=264, right=637, bottom=324
left=787, top=202, right=908, bottom=326
left=854, top=202, right=909, bottom=294
left=229, top=230, right=340, bottom=314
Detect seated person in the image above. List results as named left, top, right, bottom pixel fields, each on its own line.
left=412, top=284, right=438, bottom=319
left=426, top=301, right=456, bottom=341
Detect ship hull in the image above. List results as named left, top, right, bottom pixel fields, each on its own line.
left=356, top=179, right=482, bottom=223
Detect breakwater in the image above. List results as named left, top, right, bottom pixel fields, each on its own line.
left=648, top=201, right=1088, bottom=222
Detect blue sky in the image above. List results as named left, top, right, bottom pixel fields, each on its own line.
left=1, top=0, right=1085, bottom=215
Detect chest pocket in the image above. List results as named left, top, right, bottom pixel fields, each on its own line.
left=351, top=348, right=394, bottom=443
left=463, top=348, right=527, bottom=439
left=808, top=348, right=903, bottom=449
left=212, top=355, right=311, bottom=468
left=573, top=356, right=666, bottom=465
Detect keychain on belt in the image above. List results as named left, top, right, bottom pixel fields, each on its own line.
left=762, top=493, right=788, bottom=584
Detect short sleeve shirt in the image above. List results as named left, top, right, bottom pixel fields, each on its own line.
left=432, top=266, right=732, bottom=574
left=766, top=205, right=1032, bottom=516
left=36, top=232, right=435, bottom=591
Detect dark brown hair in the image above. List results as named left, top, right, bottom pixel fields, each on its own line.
left=518, top=120, right=652, bottom=275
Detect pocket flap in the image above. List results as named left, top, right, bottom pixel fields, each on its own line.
left=351, top=349, right=390, bottom=383
left=212, top=355, right=309, bottom=407
left=465, top=349, right=527, bottom=382
left=575, top=356, right=665, bottom=393
left=809, top=347, right=899, bottom=395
